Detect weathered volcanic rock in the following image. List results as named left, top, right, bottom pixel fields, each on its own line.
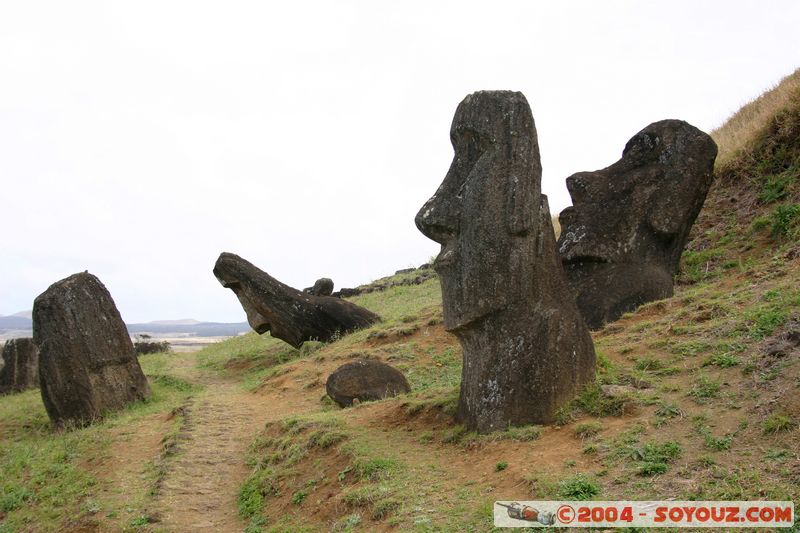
left=415, top=90, right=596, bottom=432
left=0, top=338, right=39, bottom=394
left=330, top=268, right=437, bottom=298
left=558, top=120, right=718, bottom=329
left=214, top=253, right=380, bottom=348
left=326, top=359, right=410, bottom=407
left=33, top=272, right=151, bottom=427
left=303, top=277, right=334, bottom=297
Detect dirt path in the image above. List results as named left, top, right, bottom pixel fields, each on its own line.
left=152, top=357, right=312, bottom=532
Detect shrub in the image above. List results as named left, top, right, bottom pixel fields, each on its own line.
left=702, top=353, right=741, bottom=368
left=690, top=376, right=721, bottom=403
left=632, top=441, right=682, bottom=476
left=762, top=413, right=795, bottom=434
left=557, top=474, right=600, bottom=500
left=574, top=421, right=602, bottom=439
left=770, top=203, right=800, bottom=238
left=704, top=433, right=733, bottom=451
left=133, top=334, right=171, bottom=355
left=655, top=402, right=683, bottom=419
left=573, top=382, right=629, bottom=417
left=496, top=425, right=541, bottom=442
left=353, top=457, right=401, bottom=481
left=371, top=498, right=401, bottom=520
left=759, top=170, right=795, bottom=203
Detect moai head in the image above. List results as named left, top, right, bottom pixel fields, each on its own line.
left=415, top=91, right=541, bottom=331
left=415, top=91, right=596, bottom=431
left=558, top=119, right=718, bottom=328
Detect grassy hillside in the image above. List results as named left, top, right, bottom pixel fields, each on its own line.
left=213, top=71, right=800, bottom=532
left=0, top=69, right=798, bottom=533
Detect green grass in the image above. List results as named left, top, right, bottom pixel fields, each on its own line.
left=681, top=249, right=726, bottom=283
left=196, top=332, right=305, bottom=389
left=689, top=375, right=721, bottom=403
left=557, top=474, right=600, bottom=500
left=762, top=413, right=795, bottom=434
left=759, top=168, right=796, bottom=203
left=0, top=351, right=196, bottom=532
left=702, top=352, right=741, bottom=368
left=495, top=424, right=542, bottom=442
left=572, top=382, right=633, bottom=418
left=574, top=421, right=603, bottom=439
left=769, top=203, right=800, bottom=237
left=220, top=70, right=800, bottom=530
left=631, top=441, right=682, bottom=476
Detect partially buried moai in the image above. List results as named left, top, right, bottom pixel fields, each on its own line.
left=0, top=338, right=39, bottom=395
left=33, top=272, right=151, bottom=427
left=557, top=120, right=717, bottom=329
left=415, top=91, right=596, bottom=433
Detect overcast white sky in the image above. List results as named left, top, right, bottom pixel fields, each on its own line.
left=1, top=1, right=798, bottom=323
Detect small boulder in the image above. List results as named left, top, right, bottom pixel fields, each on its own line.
left=303, top=278, right=334, bottom=297
left=0, top=338, right=39, bottom=395
left=34, top=272, right=151, bottom=427
left=326, top=359, right=410, bottom=407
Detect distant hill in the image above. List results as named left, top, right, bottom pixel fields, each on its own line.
left=0, top=315, right=32, bottom=330
left=126, top=321, right=250, bottom=337
left=146, top=319, right=203, bottom=326
left=0, top=311, right=250, bottom=339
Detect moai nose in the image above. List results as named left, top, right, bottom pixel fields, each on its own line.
left=415, top=190, right=459, bottom=245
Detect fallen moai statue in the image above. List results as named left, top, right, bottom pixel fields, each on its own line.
left=0, top=338, right=39, bottom=395
left=558, top=119, right=718, bottom=329
left=415, top=90, right=596, bottom=432
left=213, top=252, right=380, bottom=348
left=326, top=358, right=410, bottom=407
left=33, top=272, right=151, bottom=427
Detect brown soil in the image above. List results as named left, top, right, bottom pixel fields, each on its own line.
left=82, top=353, right=319, bottom=532
left=152, top=357, right=320, bottom=532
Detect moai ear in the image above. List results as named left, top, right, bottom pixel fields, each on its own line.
left=647, top=169, right=694, bottom=237
left=506, top=102, right=539, bottom=236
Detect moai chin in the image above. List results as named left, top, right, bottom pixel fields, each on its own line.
left=415, top=91, right=596, bottom=433
left=557, top=120, right=718, bottom=329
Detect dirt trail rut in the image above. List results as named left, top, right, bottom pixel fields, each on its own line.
left=152, top=359, right=311, bottom=532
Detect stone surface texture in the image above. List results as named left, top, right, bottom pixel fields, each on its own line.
left=325, top=358, right=410, bottom=407
left=415, top=90, right=596, bottom=432
left=33, top=272, right=151, bottom=427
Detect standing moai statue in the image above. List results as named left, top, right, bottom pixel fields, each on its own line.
left=33, top=272, right=151, bottom=427
left=0, top=338, right=39, bottom=394
left=558, top=120, right=718, bottom=329
left=415, top=91, right=596, bottom=432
